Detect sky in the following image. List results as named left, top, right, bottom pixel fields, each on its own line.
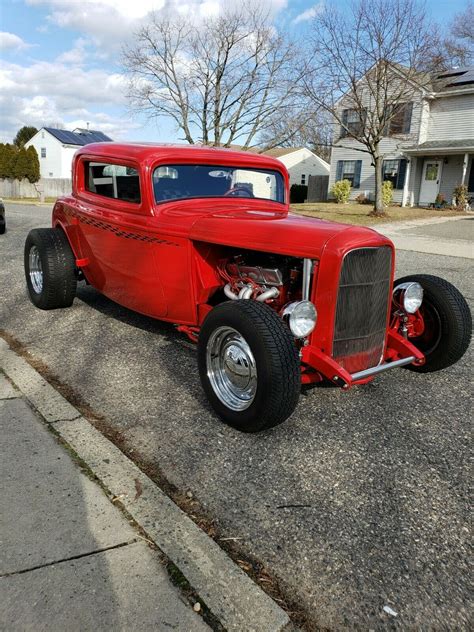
left=0, top=0, right=469, bottom=143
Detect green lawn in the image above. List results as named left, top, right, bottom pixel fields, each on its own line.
left=290, top=202, right=463, bottom=226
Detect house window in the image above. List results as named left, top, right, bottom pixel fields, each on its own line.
left=301, top=174, right=306, bottom=185
left=341, top=109, right=366, bottom=138
left=85, top=161, right=141, bottom=204
left=388, top=102, right=413, bottom=135
left=41, top=147, right=46, bottom=158
left=41, top=131, right=45, bottom=139
left=382, top=159, right=407, bottom=189
left=335, top=160, right=362, bottom=188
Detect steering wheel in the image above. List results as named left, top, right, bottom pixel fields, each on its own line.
left=224, top=185, right=254, bottom=198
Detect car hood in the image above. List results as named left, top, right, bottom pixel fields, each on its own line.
left=190, top=210, right=388, bottom=259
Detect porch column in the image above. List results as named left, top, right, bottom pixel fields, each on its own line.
left=461, top=153, right=469, bottom=185
left=402, top=158, right=412, bottom=207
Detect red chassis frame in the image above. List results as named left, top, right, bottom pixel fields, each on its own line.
left=52, top=143, right=425, bottom=389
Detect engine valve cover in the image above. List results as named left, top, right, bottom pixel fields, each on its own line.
left=227, top=263, right=284, bottom=286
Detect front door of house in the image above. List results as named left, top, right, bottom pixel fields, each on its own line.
left=419, top=159, right=442, bottom=205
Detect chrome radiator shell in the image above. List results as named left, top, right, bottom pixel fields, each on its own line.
left=332, top=247, right=392, bottom=372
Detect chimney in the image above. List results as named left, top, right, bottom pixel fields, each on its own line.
left=86, top=122, right=90, bottom=131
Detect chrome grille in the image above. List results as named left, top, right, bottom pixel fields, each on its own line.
left=333, top=247, right=392, bottom=373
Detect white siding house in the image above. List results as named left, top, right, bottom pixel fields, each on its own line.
left=25, top=127, right=112, bottom=179
left=328, top=65, right=474, bottom=206
left=261, top=147, right=330, bottom=186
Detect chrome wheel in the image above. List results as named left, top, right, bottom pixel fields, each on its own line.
left=206, top=326, right=257, bottom=411
left=28, top=246, right=43, bottom=294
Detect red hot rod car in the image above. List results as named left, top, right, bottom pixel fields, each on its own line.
left=24, top=143, right=471, bottom=432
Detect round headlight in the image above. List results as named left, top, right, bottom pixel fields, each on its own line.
left=403, top=282, right=423, bottom=313
left=282, top=301, right=317, bottom=338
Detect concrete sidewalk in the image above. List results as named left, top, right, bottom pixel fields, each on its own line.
left=375, top=215, right=474, bottom=258
left=0, top=339, right=291, bottom=632
left=0, top=374, right=211, bottom=632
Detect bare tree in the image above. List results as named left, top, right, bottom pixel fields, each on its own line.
left=451, top=2, right=474, bottom=54
left=123, top=4, right=300, bottom=148
left=258, top=109, right=333, bottom=162
left=424, top=2, right=474, bottom=71
left=304, top=0, right=433, bottom=216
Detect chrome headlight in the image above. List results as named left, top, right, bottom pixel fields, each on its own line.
left=393, top=282, right=423, bottom=314
left=282, top=301, right=317, bottom=338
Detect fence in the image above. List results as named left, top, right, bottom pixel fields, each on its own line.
left=307, top=175, right=329, bottom=202
left=0, top=178, right=72, bottom=200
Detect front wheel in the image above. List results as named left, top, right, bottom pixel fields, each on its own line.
left=24, top=228, right=77, bottom=310
left=395, top=274, right=471, bottom=372
left=198, top=301, right=300, bottom=432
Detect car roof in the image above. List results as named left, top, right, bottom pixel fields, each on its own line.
left=74, top=142, right=288, bottom=172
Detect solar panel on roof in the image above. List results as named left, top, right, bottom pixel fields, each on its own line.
left=447, top=68, right=474, bottom=86
left=44, top=127, right=112, bottom=145
left=437, top=70, right=467, bottom=79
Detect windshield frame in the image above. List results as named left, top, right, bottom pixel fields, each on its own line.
left=151, top=163, right=286, bottom=206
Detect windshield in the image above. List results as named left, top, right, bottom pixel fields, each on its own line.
left=152, top=164, right=285, bottom=204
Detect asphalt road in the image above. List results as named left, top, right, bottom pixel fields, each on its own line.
left=1, top=203, right=472, bottom=630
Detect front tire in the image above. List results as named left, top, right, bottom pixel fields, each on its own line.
left=395, top=274, right=471, bottom=372
left=24, top=228, right=77, bottom=310
left=198, top=301, right=300, bottom=432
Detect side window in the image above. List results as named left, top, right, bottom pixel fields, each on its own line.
left=85, top=161, right=141, bottom=204
left=389, top=102, right=413, bottom=135
left=383, top=159, right=407, bottom=189
left=335, top=160, right=362, bottom=188
left=341, top=108, right=366, bottom=138
left=41, top=148, right=46, bottom=158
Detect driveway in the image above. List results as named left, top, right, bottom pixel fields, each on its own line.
left=377, top=214, right=474, bottom=258
left=1, top=203, right=472, bottom=630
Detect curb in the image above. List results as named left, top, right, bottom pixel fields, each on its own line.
left=2, top=199, right=54, bottom=206
left=0, top=338, right=290, bottom=632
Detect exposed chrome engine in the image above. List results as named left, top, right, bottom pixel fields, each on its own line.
left=217, top=252, right=304, bottom=307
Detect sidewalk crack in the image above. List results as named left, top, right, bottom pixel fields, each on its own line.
left=0, top=539, right=138, bottom=578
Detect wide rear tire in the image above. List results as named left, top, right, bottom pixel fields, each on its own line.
left=394, top=274, right=471, bottom=372
left=24, top=228, right=77, bottom=310
left=198, top=301, right=300, bottom=432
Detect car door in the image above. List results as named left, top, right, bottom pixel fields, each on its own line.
left=75, top=158, right=168, bottom=318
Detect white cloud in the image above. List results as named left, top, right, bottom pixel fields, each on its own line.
left=1, top=0, right=289, bottom=142
left=27, top=0, right=287, bottom=51
left=0, top=58, right=135, bottom=141
left=56, top=38, right=90, bottom=65
left=292, top=2, right=323, bottom=24
left=0, top=32, right=30, bottom=50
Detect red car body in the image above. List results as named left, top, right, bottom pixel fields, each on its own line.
left=52, top=142, right=424, bottom=389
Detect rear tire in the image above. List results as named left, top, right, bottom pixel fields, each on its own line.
left=198, top=301, right=300, bottom=432
left=24, top=228, right=77, bottom=310
left=394, top=274, right=471, bottom=372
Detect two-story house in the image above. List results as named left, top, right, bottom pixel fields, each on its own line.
left=328, top=66, right=474, bottom=206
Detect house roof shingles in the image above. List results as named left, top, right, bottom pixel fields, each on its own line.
left=44, top=127, right=112, bottom=146
left=404, top=139, right=474, bottom=153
